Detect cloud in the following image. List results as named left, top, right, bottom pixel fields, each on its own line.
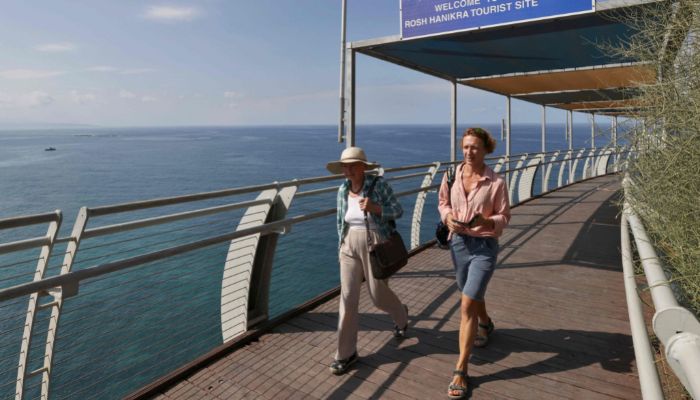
left=70, top=90, right=97, bottom=104
left=0, top=91, right=55, bottom=108
left=35, top=42, right=76, bottom=53
left=0, top=69, right=65, bottom=80
left=120, top=68, right=156, bottom=75
left=86, top=66, right=155, bottom=75
left=119, top=89, right=137, bottom=99
left=86, top=66, right=119, bottom=72
left=224, top=91, right=243, bottom=98
left=143, top=6, right=200, bottom=21
left=141, top=96, right=157, bottom=102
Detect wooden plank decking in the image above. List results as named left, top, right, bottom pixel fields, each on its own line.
left=154, top=175, right=639, bottom=400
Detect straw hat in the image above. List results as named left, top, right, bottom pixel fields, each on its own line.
left=326, top=146, right=379, bottom=174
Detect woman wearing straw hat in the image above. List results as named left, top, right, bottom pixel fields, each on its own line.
left=326, top=146, right=409, bottom=375
left=439, top=128, right=510, bottom=399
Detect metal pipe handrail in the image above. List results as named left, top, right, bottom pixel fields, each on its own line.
left=88, top=174, right=340, bottom=217
left=0, top=177, right=450, bottom=301
left=440, top=146, right=619, bottom=167
left=0, top=208, right=334, bottom=302
left=0, top=237, right=52, bottom=256
left=620, top=212, right=664, bottom=399
left=622, top=192, right=700, bottom=399
left=83, top=163, right=436, bottom=218
left=82, top=198, right=271, bottom=239
left=626, top=211, right=680, bottom=310
left=72, top=148, right=616, bottom=245
left=0, top=211, right=61, bottom=230
left=435, top=147, right=624, bottom=177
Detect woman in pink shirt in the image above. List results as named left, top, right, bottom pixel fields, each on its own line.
left=438, top=128, right=511, bottom=399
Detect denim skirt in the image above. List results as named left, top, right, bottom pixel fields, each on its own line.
left=449, top=234, right=499, bottom=301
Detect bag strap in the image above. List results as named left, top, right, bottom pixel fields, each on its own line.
left=444, top=165, right=456, bottom=206
left=447, top=166, right=456, bottom=190
left=363, top=176, right=379, bottom=247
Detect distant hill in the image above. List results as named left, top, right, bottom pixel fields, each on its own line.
left=0, top=122, right=100, bottom=130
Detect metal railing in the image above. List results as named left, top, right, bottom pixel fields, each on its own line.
left=0, top=145, right=625, bottom=399
left=621, top=181, right=700, bottom=399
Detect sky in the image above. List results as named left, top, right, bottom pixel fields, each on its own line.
left=0, top=0, right=604, bottom=127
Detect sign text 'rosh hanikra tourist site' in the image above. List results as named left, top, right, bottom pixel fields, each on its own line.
left=401, top=0, right=595, bottom=39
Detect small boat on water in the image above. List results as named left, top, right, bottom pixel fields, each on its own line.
left=44, top=147, right=56, bottom=151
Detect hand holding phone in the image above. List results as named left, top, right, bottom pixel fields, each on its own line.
left=453, top=213, right=481, bottom=229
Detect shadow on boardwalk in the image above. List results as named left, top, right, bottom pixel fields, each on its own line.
left=154, top=175, right=640, bottom=400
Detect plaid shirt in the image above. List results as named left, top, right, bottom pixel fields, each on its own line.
left=336, top=176, right=403, bottom=248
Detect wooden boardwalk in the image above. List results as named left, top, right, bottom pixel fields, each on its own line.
left=154, top=175, right=639, bottom=400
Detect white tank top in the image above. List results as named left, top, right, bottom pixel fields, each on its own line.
left=345, top=194, right=378, bottom=230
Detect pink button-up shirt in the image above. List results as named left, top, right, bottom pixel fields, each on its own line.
left=438, top=163, right=511, bottom=239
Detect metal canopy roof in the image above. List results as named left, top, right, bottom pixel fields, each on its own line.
left=351, top=1, right=664, bottom=116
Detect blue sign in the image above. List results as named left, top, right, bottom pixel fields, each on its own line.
left=401, top=0, right=595, bottom=39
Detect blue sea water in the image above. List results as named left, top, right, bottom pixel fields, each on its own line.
left=0, top=124, right=613, bottom=398
left=0, top=123, right=610, bottom=218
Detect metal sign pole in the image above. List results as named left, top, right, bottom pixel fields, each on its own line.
left=338, top=0, right=347, bottom=143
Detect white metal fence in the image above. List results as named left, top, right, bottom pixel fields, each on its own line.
left=0, top=146, right=623, bottom=399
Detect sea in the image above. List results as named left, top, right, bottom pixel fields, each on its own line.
left=0, top=124, right=614, bottom=399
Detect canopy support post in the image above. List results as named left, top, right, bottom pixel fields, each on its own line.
left=613, top=116, right=618, bottom=170
left=451, top=81, right=458, bottom=163
left=568, top=110, right=573, bottom=183
left=347, top=49, right=356, bottom=148
left=505, top=96, right=511, bottom=186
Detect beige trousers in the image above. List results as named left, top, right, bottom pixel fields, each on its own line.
left=336, top=228, right=408, bottom=360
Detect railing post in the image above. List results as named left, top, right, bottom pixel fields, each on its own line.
left=542, top=151, right=559, bottom=193
left=517, top=156, right=542, bottom=203
left=582, top=148, right=596, bottom=179
left=221, top=189, right=279, bottom=342
left=557, top=150, right=572, bottom=188
left=541, top=105, right=546, bottom=195
left=36, top=207, right=88, bottom=399
left=595, top=146, right=613, bottom=176
left=247, top=185, right=298, bottom=327
left=410, top=163, right=439, bottom=249
left=508, top=153, right=528, bottom=205
left=15, top=212, right=62, bottom=400
left=570, top=148, right=586, bottom=183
